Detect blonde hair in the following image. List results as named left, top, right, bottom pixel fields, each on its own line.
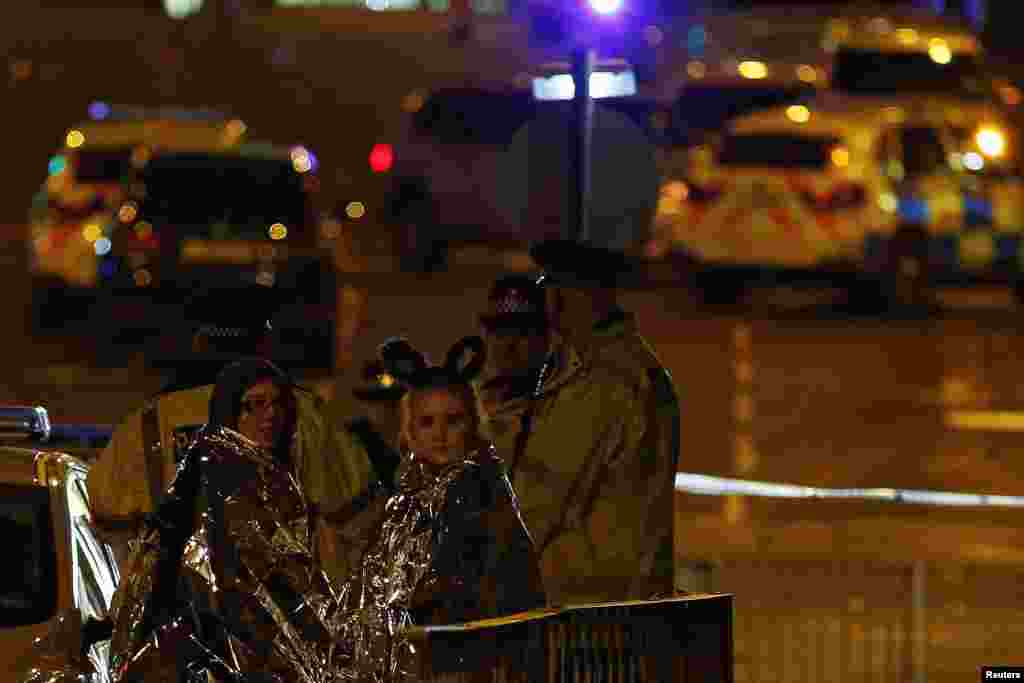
left=398, top=382, right=490, bottom=456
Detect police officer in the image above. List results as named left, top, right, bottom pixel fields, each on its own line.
left=345, top=358, right=405, bottom=492
left=477, top=268, right=678, bottom=605
left=530, top=239, right=681, bottom=596
left=88, top=285, right=374, bottom=568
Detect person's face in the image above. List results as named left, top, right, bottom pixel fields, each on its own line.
left=408, top=388, right=470, bottom=467
left=482, top=326, right=549, bottom=380
left=237, top=379, right=289, bottom=449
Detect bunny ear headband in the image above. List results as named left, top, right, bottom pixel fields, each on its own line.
left=379, top=335, right=486, bottom=390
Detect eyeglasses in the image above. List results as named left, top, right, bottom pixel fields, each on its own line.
left=240, top=397, right=285, bottom=415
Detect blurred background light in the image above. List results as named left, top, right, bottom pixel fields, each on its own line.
left=345, top=201, right=367, bottom=220
left=268, top=223, right=288, bottom=240
left=738, top=61, right=768, bottom=80
left=48, top=156, right=66, bottom=176
left=587, top=0, right=624, bottom=16
left=928, top=38, right=953, bottom=64
left=369, top=143, right=394, bottom=174
left=975, top=127, right=1006, bottom=158
left=163, top=0, right=203, bottom=19
left=88, top=101, right=111, bottom=121
left=963, top=151, right=985, bottom=170
left=786, top=105, right=811, bottom=123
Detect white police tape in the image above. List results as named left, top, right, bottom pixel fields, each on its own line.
left=675, top=472, right=1024, bottom=507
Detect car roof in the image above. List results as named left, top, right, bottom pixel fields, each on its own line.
left=139, top=141, right=314, bottom=166
left=0, top=446, right=88, bottom=488
left=698, top=5, right=981, bottom=57
left=62, top=118, right=247, bottom=152
left=727, top=92, right=1009, bottom=140
left=0, top=407, right=98, bottom=485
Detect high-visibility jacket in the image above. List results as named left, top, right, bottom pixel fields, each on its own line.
left=88, top=382, right=374, bottom=573
left=481, top=332, right=679, bottom=606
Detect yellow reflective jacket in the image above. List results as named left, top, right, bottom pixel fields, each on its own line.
left=88, top=383, right=373, bottom=531
left=483, top=334, right=677, bottom=606
left=587, top=307, right=680, bottom=595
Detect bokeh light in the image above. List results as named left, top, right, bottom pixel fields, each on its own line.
left=588, top=0, right=624, bottom=15
left=831, top=145, right=851, bottom=167
left=796, top=65, right=818, bottom=83
left=345, top=201, right=367, bottom=220
left=738, top=61, right=768, bottom=80
left=48, top=156, right=66, bottom=176
left=928, top=39, right=952, bottom=65
left=975, top=127, right=1006, bottom=158
left=369, top=144, right=394, bottom=174
left=82, top=222, right=103, bottom=243
left=118, top=203, right=138, bottom=223
left=65, top=130, right=85, bottom=148
left=786, top=105, right=811, bottom=123
left=268, top=223, right=288, bottom=240
left=88, top=101, right=111, bottom=121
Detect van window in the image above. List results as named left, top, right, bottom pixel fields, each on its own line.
left=0, top=484, right=57, bottom=626
left=136, top=154, right=312, bottom=241
left=718, top=133, right=839, bottom=169
left=901, top=126, right=947, bottom=177
left=73, top=147, right=133, bottom=183
left=833, top=48, right=994, bottom=100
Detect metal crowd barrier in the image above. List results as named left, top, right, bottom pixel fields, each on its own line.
left=406, top=592, right=733, bottom=683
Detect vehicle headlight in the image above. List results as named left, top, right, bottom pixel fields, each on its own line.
left=975, top=126, right=1007, bottom=159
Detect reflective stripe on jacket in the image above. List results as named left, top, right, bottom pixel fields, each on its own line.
left=88, top=384, right=373, bottom=527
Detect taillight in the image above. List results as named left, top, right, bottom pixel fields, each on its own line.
left=800, top=183, right=866, bottom=211
left=369, top=144, right=394, bottom=174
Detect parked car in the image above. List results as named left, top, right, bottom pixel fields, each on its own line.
left=0, top=406, right=117, bottom=683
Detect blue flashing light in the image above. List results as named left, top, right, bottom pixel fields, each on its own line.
left=687, top=25, right=706, bottom=56
left=996, top=234, right=1017, bottom=265
left=588, top=0, right=623, bottom=14
left=99, top=259, right=117, bottom=280
left=48, top=155, right=67, bottom=176
left=898, top=197, right=930, bottom=224
left=934, top=235, right=959, bottom=269
left=88, top=101, right=111, bottom=121
left=963, top=195, right=994, bottom=226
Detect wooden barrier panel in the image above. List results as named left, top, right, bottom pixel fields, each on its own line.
left=406, top=593, right=734, bottom=683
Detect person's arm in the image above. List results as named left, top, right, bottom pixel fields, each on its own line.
left=538, top=372, right=678, bottom=603
left=86, top=409, right=150, bottom=563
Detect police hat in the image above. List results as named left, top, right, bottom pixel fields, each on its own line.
left=478, top=274, right=550, bottom=333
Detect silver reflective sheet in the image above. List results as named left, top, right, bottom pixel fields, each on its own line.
left=109, top=426, right=510, bottom=683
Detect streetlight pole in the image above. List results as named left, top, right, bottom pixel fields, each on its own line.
left=570, top=45, right=596, bottom=243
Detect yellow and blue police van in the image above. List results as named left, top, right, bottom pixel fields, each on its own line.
left=648, top=90, right=1024, bottom=302
left=27, top=104, right=248, bottom=330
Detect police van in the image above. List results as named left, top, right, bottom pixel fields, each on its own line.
left=649, top=91, right=1023, bottom=302
left=28, top=105, right=248, bottom=329
left=0, top=406, right=116, bottom=683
